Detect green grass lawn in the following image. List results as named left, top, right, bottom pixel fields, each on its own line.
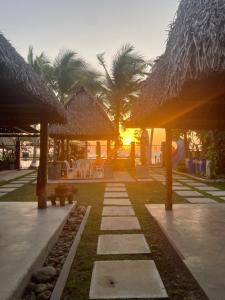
left=62, top=182, right=189, bottom=300
left=0, top=179, right=210, bottom=299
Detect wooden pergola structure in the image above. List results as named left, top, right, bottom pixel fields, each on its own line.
left=0, top=33, right=66, bottom=208
left=49, top=87, right=116, bottom=160
left=127, top=0, right=225, bottom=210
left=0, top=126, right=40, bottom=170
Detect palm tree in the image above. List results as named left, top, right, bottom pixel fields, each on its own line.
left=45, top=50, right=102, bottom=103
left=27, top=46, right=51, bottom=79
left=97, top=44, right=147, bottom=156
left=27, top=46, right=51, bottom=168
left=52, top=50, right=87, bottom=103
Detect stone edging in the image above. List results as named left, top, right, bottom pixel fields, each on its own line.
left=50, top=206, right=91, bottom=300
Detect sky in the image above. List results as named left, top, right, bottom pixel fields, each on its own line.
left=0, top=0, right=179, bottom=144
left=0, top=0, right=179, bottom=70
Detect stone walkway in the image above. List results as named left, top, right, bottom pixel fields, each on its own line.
left=89, top=183, right=168, bottom=299
left=0, top=202, right=74, bottom=300
left=147, top=204, right=225, bottom=300
left=150, top=169, right=225, bottom=204
left=0, top=171, right=36, bottom=198
left=0, top=169, right=34, bottom=182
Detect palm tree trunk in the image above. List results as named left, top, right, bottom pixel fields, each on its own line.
left=114, top=103, right=120, bottom=159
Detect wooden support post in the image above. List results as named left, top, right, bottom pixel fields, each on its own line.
left=53, top=139, right=57, bottom=161
left=184, top=131, right=188, bottom=158
left=37, top=120, right=48, bottom=209
left=66, top=139, right=70, bottom=160
left=96, top=141, right=101, bottom=160
left=15, top=137, right=21, bottom=170
left=84, top=141, right=88, bottom=159
left=107, top=140, right=111, bottom=160
left=165, top=128, right=173, bottom=210
left=61, top=139, right=65, bottom=160
left=130, top=142, right=135, bottom=168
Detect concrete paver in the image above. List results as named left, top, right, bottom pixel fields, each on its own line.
left=105, top=187, right=126, bottom=192
left=106, top=183, right=125, bottom=186
left=175, top=190, right=203, bottom=197
left=207, top=191, right=225, bottom=197
left=102, top=206, right=135, bottom=216
left=186, top=197, right=216, bottom=204
left=0, top=187, right=17, bottom=193
left=103, top=199, right=131, bottom=206
left=89, top=260, right=168, bottom=299
left=173, top=186, right=192, bottom=191
left=195, top=186, right=219, bottom=191
left=104, top=192, right=128, bottom=198
left=97, top=234, right=150, bottom=255
left=101, top=216, right=141, bottom=230
left=1, top=184, right=24, bottom=188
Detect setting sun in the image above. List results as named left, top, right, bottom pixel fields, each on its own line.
left=123, top=136, right=132, bottom=145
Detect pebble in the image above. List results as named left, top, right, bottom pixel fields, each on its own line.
left=37, top=290, right=51, bottom=300
left=34, top=283, right=49, bottom=294
left=32, top=266, right=56, bottom=283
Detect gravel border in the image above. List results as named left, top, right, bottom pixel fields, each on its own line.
left=50, top=206, right=91, bottom=300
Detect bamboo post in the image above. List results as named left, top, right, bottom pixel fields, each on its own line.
left=165, top=128, right=173, bottom=210
left=37, top=120, right=48, bottom=209
left=107, top=140, right=111, bottom=160
left=15, top=137, right=21, bottom=170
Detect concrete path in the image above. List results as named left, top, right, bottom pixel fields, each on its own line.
left=0, top=171, right=36, bottom=198
left=89, top=183, right=168, bottom=299
left=0, top=202, right=74, bottom=300
left=49, top=171, right=136, bottom=184
left=146, top=204, right=225, bottom=300
left=149, top=169, right=225, bottom=204
left=0, top=169, right=34, bottom=182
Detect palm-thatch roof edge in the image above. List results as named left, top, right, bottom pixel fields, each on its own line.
left=49, top=88, right=117, bottom=140
left=128, top=0, right=225, bottom=129
left=0, top=33, right=66, bottom=124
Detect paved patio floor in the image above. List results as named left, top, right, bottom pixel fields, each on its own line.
left=146, top=204, right=225, bottom=300
left=0, top=202, right=74, bottom=300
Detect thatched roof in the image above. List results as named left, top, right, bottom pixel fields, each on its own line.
left=0, top=33, right=66, bottom=126
left=129, top=0, right=225, bottom=129
left=49, top=88, right=116, bottom=140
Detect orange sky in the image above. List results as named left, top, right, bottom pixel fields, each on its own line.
left=121, top=128, right=165, bottom=145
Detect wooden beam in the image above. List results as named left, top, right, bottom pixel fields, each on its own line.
left=37, top=120, right=48, bottom=209
left=165, top=128, right=173, bottom=210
